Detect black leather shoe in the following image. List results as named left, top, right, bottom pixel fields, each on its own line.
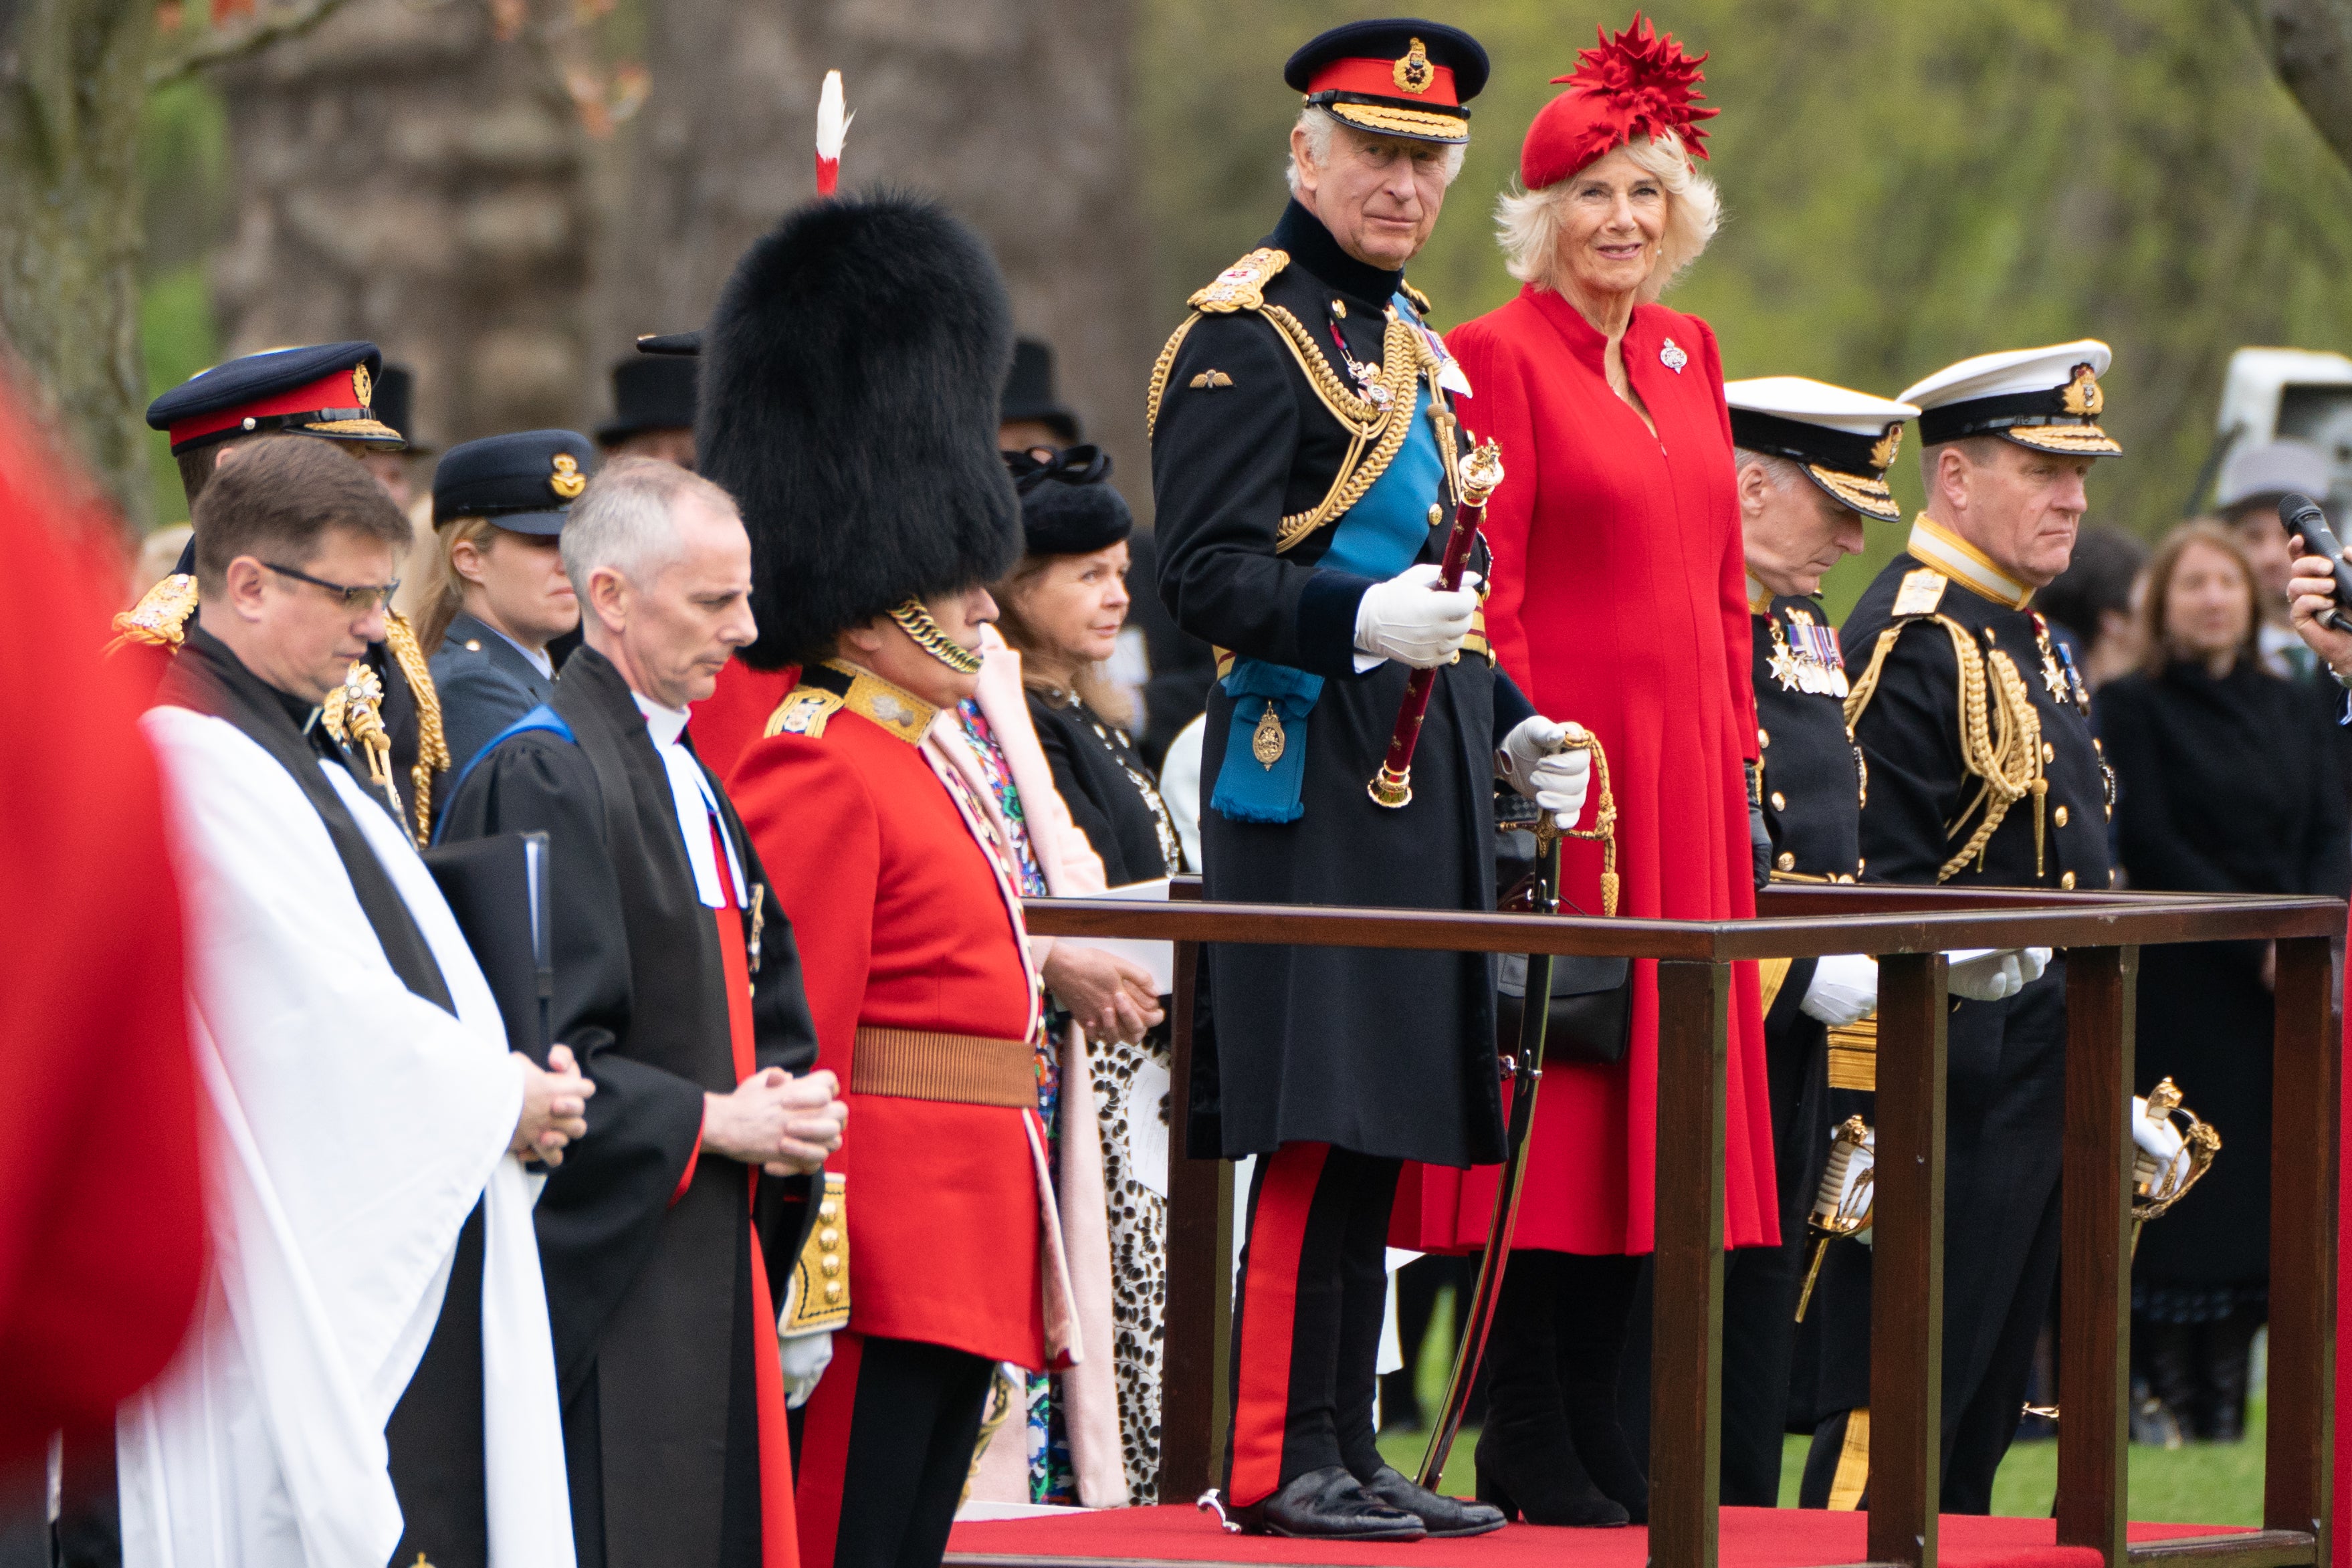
left=1356, top=1466, right=1507, bottom=1537
left=1219, top=1466, right=1428, bottom=1541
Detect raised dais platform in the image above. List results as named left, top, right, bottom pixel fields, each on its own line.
left=946, top=1506, right=2271, bottom=1568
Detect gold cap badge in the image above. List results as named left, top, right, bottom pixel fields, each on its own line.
left=1870, top=423, right=1903, bottom=472
left=352, top=364, right=372, bottom=409
left=1393, top=37, right=1433, bottom=94
left=550, top=452, right=586, bottom=499
left=2060, top=363, right=2104, bottom=418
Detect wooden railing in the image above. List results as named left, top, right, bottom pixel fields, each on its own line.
left=1021, top=882, right=2345, bottom=1568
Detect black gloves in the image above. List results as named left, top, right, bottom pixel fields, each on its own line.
left=1746, top=760, right=1772, bottom=891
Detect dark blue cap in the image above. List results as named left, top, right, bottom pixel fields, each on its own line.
left=145, top=341, right=404, bottom=453
left=432, top=430, right=597, bottom=534
left=1283, top=19, right=1488, bottom=144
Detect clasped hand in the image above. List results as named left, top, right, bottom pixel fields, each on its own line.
left=704, top=1068, right=847, bottom=1176
left=512, top=1043, right=595, bottom=1167
left=1043, top=943, right=1164, bottom=1045
left=1355, top=564, right=1481, bottom=668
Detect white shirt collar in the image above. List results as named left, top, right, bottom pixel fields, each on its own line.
left=629, top=690, right=744, bottom=908
left=633, top=691, right=691, bottom=747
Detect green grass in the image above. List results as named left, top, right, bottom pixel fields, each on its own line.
left=1374, top=1288, right=2268, bottom=1524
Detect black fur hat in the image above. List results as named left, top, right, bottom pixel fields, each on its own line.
left=698, top=191, right=1022, bottom=671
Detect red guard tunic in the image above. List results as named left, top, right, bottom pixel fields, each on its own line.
left=725, top=662, right=1047, bottom=1367
left=1398, top=289, right=1777, bottom=1256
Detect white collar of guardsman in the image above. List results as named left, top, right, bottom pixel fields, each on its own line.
left=1746, top=572, right=1772, bottom=617
left=1907, top=514, right=2033, bottom=610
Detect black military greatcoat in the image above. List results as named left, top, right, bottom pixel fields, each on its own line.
left=1151, top=199, right=1529, bottom=1169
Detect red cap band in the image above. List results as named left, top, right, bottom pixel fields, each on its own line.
left=167, top=364, right=372, bottom=451
left=1307, top=55, right=1461, bottom=110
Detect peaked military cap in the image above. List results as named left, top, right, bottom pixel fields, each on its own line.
left=1285, top=19, right=1489, bottom=144
left=146, top=341, right=404, bottom=455
left=1902, top=340, right=2121, bottom=457
left=432, top=429, right=596, bottom=534
left=1726, top=376, right=1921, bottom=524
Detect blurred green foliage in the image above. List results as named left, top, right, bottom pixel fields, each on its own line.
left=137, top=76, right=229, bottom=528
left=1139, top=0, right=2352, bottom=617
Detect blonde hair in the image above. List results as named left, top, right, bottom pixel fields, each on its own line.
left=415, top=512, right=500, bottom=654
left=1495, top=132, right=1719, bottom=304
left=992, top=552, right=1138, bottom=729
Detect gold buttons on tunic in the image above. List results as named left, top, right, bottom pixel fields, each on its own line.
left=2060, top=871, right=2076, bottom=889
left=465, top=639, right=483, bottom=651
left=2042, top=742, right=2055, bottom=763
left=2053, top=805, right=2069, bottom=827
left=1770, top=791, right=1786, bottom=811
left=1759, top=727, right=1770, bottom=749
left=1777, top=851, right=1796, bottom=871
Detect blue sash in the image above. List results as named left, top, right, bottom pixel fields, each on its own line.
left=1211, top=304, right=1448, bottom=824
left=432, top=702, right=574, bottom=843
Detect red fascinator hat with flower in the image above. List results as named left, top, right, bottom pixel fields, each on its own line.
left=1519, top=12, right=1716, bottom=191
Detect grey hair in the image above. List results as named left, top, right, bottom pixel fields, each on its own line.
left=1284, top=105, right=1467, bottom=196
left=561, top=455, right=739, bottom=598
left=1733, top=449, right=1808, bottom=491
left=1495, top=131, right=1720, bottom=304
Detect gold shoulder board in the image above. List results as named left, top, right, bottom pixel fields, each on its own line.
left=108, top=572, right=198, bottom=654
left=766, top=686, right=845, bottom=739
left=1400, top=278, right=1434, bottom=316
left=1891, top=568, right=1949, bottom=618
left=781, top=1171, right=849, bottom=1334
left=1189, top=247, right=1289, bottom=314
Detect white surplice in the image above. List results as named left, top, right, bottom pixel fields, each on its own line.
left=120, top=707, right=574, bottom=1568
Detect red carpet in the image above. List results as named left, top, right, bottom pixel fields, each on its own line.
left=947, top=1506, right=2240, bottom=1568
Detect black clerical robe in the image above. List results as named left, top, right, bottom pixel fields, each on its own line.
left=439, top=647, right=821, bottom=1568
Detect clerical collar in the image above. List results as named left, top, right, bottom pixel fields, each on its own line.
left=632, top=690, right=691, bottom=747
left=1907, top=514, right=2034, bottom=609
left=814, top=660, right=938, bottom=745
left=1746, top=573, right=1773, bottom=617
left=1272, top=199, right=1403, bottom=310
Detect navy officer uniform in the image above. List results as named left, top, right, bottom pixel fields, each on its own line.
left=426, top=430, right=597, bottom=770
left=1713, top=377, right=1917, bottom=1506
left=122, top=341, right=451, bottom=844
left=1802, top=344, right=2121, bottom=1511
left=1150, top=17, right=1582, bottom=1543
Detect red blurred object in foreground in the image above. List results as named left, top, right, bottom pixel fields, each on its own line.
left=815, top=68, right=848, bottom=196
left=0, top=381, right=205, bottom=1462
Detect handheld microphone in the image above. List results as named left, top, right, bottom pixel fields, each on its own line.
left=2279, top=492, right=2352, bottom=637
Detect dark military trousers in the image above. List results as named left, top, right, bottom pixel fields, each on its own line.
left=791, top=1333, right=994, bottom=1568
left=1799, top=963, right=2068, bottom=1512
left=1222, top=1143, right=1401, bottom=1505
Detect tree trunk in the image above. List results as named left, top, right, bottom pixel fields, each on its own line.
left=2236, top=0, right=2352, bottom=171
left=0, top=0, right=157, bottom=536
left=210, top=0, right=593, bottom=452
left=589, top=0, right=1152, bottom=508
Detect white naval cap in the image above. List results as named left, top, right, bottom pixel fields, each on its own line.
left=1900, top=340, right=2120, bottom=457
left=1725, top=376, right=1921, bottom=523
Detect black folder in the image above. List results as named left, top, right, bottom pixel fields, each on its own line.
left=419, top=830, right=553, bottom=1061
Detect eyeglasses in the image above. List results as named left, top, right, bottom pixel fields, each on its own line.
left=263, top=561, right=401, bottom=612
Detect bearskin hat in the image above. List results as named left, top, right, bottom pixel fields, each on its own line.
left=698, top=191, right=1022, bottom=672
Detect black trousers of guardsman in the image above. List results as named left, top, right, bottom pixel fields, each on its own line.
left=1222, top=1144, right=1402, bottom=1504
left=792, top=1332, right=995, bottom=1568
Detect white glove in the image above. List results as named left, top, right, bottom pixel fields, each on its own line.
left=778, top=1328, right=834, bottom=1409
left=2015, top=947, right=2052, bottom=987
left=1944, top=948, right=2022, bottom=1002
left=1354, top=564, right=1480, bottom=669
left=1497, top=715, right=1592, bottom=828
left=1800, top=953, right=1879, bottom=1026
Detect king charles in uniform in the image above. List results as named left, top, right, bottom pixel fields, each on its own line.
left=1803, top=343, right=2118, bottom=1511
left=122, top=342, right=451, bottom=843
left=1150, top=18, right=1590, bottom=1541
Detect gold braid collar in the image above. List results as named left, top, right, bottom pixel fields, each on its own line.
left=379, top=612, right=449, bottom=846
left=1845, top=614, right=2044, bottom=882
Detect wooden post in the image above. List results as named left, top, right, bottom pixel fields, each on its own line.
left=1154, top=885, right=1235, bottom=1503
left=2265, top=934, right=2339, bottom=1555
left=2057, top=946, right=2137, bottom=1567
left=1651, top=958, right=1729, bottom=1568
left=1870, top=951, right=1948, bottom=1568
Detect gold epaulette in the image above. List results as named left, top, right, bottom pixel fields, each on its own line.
left=781, top=1171, right=849, bottom=1335
left=1190, top=247, right=1289, bottom=314
left=1400, top=278, right=1434, bottom=316
left=1845, top=611, right=2045, bottom=883
left=109, top=572, right=198, bottom=655
left=379, top=613, right=448, bottom=846
left=766, top=685, right=845, bottom=740
left=1827, top=1016, right=1877, bottom=1092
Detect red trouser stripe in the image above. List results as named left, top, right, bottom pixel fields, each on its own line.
left=793, top=1329, right=865, bottom=1568
left=1228, top=1142, right=1331, bottom=1506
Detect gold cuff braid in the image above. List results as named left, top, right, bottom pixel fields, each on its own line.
left=781, top=1171, right=849, bottom=1334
